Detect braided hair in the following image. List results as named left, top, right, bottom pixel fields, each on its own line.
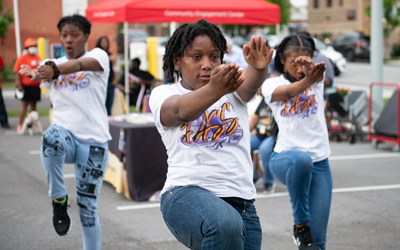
left=163, top=19, right=227, bottom=80
left=274, top=34, right=315, bottom=74
left=57, top=14, right=91, bottom=35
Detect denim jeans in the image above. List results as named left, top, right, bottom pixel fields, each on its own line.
left=41, top=124, right=108, bottom=250
left=269, top=150, right=332, bottom=250
left=161, top=185, right=262, bottom=250
left=250, top=135, right=275, bottom=184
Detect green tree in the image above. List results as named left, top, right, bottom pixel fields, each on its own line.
left=267, top=0, right=291, bottom=25
left=365, top=0, right=400, bottom=37
left=365, top=0, right=400, bottom=58
left=0, top=0, right=14, bottom=57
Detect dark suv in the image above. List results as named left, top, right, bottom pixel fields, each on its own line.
left=329, top=32, right=370, bottom=62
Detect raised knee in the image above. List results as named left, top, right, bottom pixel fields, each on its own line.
left=291, top=151, right=313, bottom=171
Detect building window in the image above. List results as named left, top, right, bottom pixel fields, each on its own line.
left=314, top=0, right=319, bottom=8
left=327, top=0, right=332, bottom=7
left=347, top=10, right=356, bottom=20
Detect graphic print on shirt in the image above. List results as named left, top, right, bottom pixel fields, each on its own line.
left=280, top=86, right=318, bottom=118
left=54, top=72, right=89, bottom=90
left=180, top=102, right=243, bottom=150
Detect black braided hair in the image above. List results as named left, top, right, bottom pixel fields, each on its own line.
left=274, top=34, right=315, bottom=74
left=163, top=19, right=227, bottom=80
left=57, top=14, right=91, bottom=35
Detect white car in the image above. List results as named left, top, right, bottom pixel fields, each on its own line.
left=314, top=38, right=346, bottom=76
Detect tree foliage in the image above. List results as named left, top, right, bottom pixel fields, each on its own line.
left=266, top=0, right=291, bottom=25
left=365, top=0, right=400, bottom=37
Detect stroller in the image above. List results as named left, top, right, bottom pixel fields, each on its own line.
left=327, top=90, right=369, bottom=144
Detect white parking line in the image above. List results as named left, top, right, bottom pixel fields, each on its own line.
left=330, top=153, right=400, bottom=160
left=116, top=184, right=400, bottom=211
left=64, top=173, right=75, bottom=178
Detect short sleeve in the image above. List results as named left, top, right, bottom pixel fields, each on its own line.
left=149, top=85, right=179, bottom=132
left=86, top=48, right=110, bottom=73
left=261, top=77, right=281, bottom=105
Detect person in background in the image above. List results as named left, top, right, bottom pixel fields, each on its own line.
left=96, top=35, right=115, bottom=116
left=249, top=88, right=276, bottom=193
left=115, top=57, right=154, bottom=109
left=224, top=35, right=248, bottom=68
left=297, top=31, right=336, bottom=129
left=19, top=14, right=110, bottom=250
left=14, top=38, right=42, bottom=134
left=262, top=34, right=331, bottom=250
left=141, top=78, right=164, bottom=113
left=0, top=54, right=10, bottom=128
left=150, top=19, right=273, bottom=249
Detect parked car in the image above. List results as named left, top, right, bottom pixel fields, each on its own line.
left=313, top=38, right=347, bottom=76
left=329, top=32, right=370, bottom=62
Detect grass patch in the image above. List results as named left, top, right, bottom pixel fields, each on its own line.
left=7, top=109, right=49, bottom=117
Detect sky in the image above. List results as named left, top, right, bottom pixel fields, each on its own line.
left=290, top=0, right=308, bottom=8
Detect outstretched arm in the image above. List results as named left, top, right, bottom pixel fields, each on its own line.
left=271, top=57, right=326, bottom=102
left=236, top=35, right=273, bottom=102
left=159, top=64, right=244, bottom=127
left=19, top=57, right=103, bottom=82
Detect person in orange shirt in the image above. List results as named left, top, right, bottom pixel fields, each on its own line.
left=14, top=38, right=42, bottom=134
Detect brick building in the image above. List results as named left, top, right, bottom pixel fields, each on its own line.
left=306, top=0, right=400, bottom=44
left=1, top=0, right=167, bottom=67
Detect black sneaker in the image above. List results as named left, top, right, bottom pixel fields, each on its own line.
left=263, top=183, right=276, bottom=194
left=52, top=195, right=71, bottom=236
left=292, top=225, right=320, bottom=250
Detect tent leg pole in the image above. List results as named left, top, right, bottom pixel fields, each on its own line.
left=124, top=21, right=129, bottom=115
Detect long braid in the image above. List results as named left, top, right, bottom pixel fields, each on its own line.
left=163, top=19, right=227, bottom=80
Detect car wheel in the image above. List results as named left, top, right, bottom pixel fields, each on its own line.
left=333, top=64, right=341, bottom=76
left=344, top=50, right=355, bottom=62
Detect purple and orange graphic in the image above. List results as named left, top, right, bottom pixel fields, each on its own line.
left=281, top=86, right=318, bottom=118
left=54, top=72, right=90, bottom=91
left=180, top=102, right=243, bottom=150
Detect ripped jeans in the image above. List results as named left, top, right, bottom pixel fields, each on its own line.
left=41, top=124, right=108, bottom=250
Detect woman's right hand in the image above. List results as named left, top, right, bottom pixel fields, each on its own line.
left=295, top=56, right=326, bottom=84
left=209, top=63, right=244, bottom=95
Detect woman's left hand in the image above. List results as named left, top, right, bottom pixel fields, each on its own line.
left=19, top=64, right=38, bottom=81
left=37, top=65, right=55, bottom=82
left=243, top=35, right=273, bottom=70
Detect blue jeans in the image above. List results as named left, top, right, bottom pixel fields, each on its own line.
left=41, top=124, right=108, bottom=250
left=250, top=135, right=274, bottom=184
left=269, top=150, right=332, bottom=250
left=161, top=186, right=262, bottom=250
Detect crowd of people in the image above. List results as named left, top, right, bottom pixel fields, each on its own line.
left=5, top=13, right=336, bottom=250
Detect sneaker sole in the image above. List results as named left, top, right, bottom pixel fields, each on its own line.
left=58, top=220, right=72, bottom=236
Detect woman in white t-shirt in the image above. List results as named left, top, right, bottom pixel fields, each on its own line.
left=19, top=14, right=110, bottom=250
left=150, top=19, right=273, bottom=250
left=262, top=34, right=331, bottom=250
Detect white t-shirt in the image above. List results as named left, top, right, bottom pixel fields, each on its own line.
left=262, top=75, right=331, bottom=162
left=41, top=48, right=111, bottom=143
left=149, top=82, right=256, bottom=200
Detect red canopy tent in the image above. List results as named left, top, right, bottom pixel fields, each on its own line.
left=86, top=0, right=280, bottom=25
left=86, top=0, right=280, bottom=113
